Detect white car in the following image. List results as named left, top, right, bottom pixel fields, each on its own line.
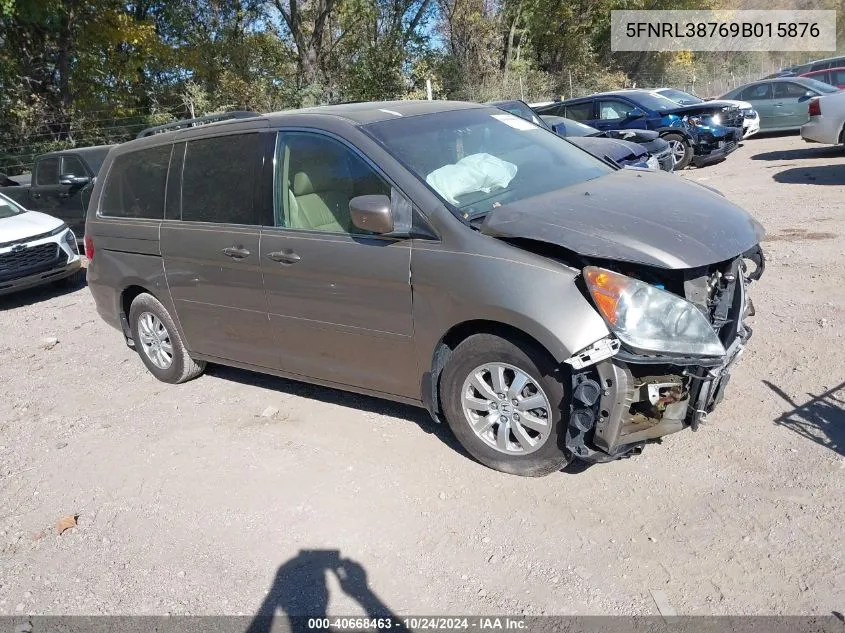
left=801, top=91, right=845, bottom=145
left=0, top=192, right=84, bottom=296
left=650, top=88, right=761, bottom=138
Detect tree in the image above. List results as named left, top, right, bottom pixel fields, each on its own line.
left=270, top=0, right=337, bottom=102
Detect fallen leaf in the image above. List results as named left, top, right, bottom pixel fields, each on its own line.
left=55, top=515, right=77, bottom=535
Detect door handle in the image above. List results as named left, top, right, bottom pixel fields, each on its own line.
left=222, top=245, right=250, bottom=259
left=31, top=192, right=41, bottom=199
left=267, top=250, right=301, bottom=264
left=58, top=192, right=70, bottom=199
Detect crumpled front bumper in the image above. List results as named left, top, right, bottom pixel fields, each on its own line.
left=692, top=127, right=742, bottom=167
left=564, top=248, right=763, bottom=462
left=565, top=338, right=748, bottom=462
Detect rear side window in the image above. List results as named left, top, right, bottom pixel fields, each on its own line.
left=775, top=82, right=811, bottom=98
left=100, top=144, right=172, bottom=219
left=565, top=102, right=594, bottom=121
left=811, top=71, right=831, bottom=84
left=181, top=133, right=258, bottom=225
left=61, top=156, right=87, bottom=178
left=533, top=103, right=564, bottom=117
left=598, top=99, right=635, bottom=120
left=833, top=69, right=845, bottom=85
left=35, top=156, right=60, bottom=185
left=740, top=83, right=772, bottom=100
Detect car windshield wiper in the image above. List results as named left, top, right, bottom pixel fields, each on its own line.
left=603, top=154, right=622, bottom=169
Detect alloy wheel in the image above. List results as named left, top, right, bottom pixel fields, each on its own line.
left=137, top=312, right=174, bottom=370
left=460, top=362, right=553, bottom=455
left=668, top=139, right=687, bottom=162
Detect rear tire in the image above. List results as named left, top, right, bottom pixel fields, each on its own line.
left=662, top=132, right=692, bottom=170
left=440, top=333, right=572, bottom=476
left=128, top=292, right=205, bottom=384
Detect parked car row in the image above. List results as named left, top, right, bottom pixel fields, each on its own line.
left=490, top=100, right=675, bottom=172
left=531, top=88, right=746, bottom=170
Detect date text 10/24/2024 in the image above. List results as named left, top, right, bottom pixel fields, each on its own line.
left=307, top=617, right=526, bottom=630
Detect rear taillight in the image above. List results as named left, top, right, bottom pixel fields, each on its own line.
left=809, top=98, right=821, bottom=116
left=84, top=234, right=94, bottom=260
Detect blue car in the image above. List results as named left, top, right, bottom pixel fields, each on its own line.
left=534, top=89, right=744, bottom=170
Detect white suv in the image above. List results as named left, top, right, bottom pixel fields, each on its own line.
left=0, top=192, right=84, bottom=296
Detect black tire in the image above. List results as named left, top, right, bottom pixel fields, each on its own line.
left=52, top=268, right=86, bottom=289
left=440, top=333, right=572, bottom=476
left=662, top=132, right=692, bottom=170
left=128, top=292, right=205, bottom=384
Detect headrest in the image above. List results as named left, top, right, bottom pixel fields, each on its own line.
left=292, top=160, right=351, bottom=196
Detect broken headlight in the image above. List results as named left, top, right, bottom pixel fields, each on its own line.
left=583, top=267, right=725, bottom=357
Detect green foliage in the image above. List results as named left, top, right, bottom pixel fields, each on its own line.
left=0, top=0, right=832, bottom=174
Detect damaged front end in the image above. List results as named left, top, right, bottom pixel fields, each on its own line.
left=563, top=246, right=765, bottom=462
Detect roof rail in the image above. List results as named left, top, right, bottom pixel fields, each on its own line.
left=136, top=111, right=260, bottom=139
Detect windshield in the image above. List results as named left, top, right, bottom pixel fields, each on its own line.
left=801, top=78, right=840, bottom=93
left=657, top=89, right=702, bottom=105
left=0, top=193, right=25, bottom=219
left=364, top=108, right=612, bottom=218
left=625, top=91, right=682, bottom=112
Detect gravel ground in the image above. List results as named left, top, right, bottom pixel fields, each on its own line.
left=0, top=133, right=843, bottom=618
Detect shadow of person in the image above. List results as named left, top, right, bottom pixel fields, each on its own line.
left=246, top=550, right=397, bottom=633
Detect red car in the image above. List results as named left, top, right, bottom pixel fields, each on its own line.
left=801, top=67, right=845, bottom=89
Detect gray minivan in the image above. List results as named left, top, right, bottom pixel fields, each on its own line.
left=85, top=101, right=765, bottom=476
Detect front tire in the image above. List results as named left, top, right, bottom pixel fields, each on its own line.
left=440, top=334, right=572, bottom=476
left=662, top=132, right=692, bottom=170
left=128, top=292, right=205, bottom=384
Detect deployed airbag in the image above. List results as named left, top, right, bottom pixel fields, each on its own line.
left=426, top=153, right=517, bottom=204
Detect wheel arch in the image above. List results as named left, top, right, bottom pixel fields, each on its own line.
left=657, top=127, right=694, bottom=142
left=422, top=319, right=562, bottom=424
left=119, top=283, right=185, bottom=348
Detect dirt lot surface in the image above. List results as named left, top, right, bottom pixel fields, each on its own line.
left=1, top=134, right=844, bottom=618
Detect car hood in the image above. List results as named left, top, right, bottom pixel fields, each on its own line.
left=567, top=136, right=647, bottom=163
left=0, top=210, right=64, bottom=245
left=480, top=168, right=765, bottom=269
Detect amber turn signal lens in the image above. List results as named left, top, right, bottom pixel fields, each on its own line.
left=584, top=268, right=629, bottom=325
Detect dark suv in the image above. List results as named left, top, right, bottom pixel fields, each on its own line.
left=535, top=90, right=744, bottom=169
left=86, top=102, right=764, bottom=476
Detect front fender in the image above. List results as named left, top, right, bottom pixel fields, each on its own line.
left=411, top=236, right=610, bottom=373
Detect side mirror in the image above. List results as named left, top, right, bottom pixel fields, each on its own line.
left=59, top=174, right=90, bottom=186
left=350, top=195, right=393, bottom=234
left=798, top=91, right=815, bottom=102
left=627, top=108, right=647, bottom=119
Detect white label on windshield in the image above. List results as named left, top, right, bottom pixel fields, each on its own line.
left=491, top=113, right=536, bottom=131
